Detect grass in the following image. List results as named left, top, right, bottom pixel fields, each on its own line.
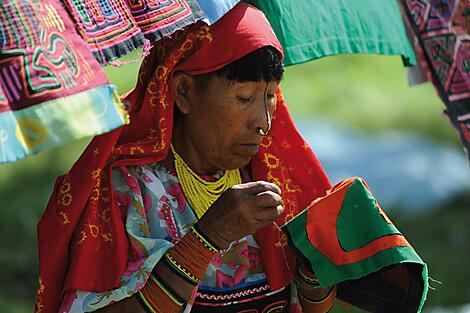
left=1, top=53, right=467, bottom=311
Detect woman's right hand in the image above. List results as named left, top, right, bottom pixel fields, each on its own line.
left=197, top=181, right=284, bottom=249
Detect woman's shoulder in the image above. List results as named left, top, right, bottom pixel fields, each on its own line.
left=111, top=162, right=177, bottom=194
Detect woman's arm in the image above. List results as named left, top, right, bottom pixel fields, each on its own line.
left=96, top=181, right=284, bottom=312
left=296, top=263, right=337, bottom=313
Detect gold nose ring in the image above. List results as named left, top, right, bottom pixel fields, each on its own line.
left=257, top=127, right=267, bottom=136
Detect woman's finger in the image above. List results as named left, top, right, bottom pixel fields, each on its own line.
left=233, top=181, right=282, bottom=195
left=253, top=190, right=283, bottom=208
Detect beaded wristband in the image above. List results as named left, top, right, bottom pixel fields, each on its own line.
left=137, top=273, right=184, bottom=313
left=192, top=224, right=221, bottom=253
left=163, top=252, right=199, bottom=286
left=298, top=266, right=320, bottom=286
left=298, top=284, right=337, bottom=313
left=164, top=225, right=218, bottom=285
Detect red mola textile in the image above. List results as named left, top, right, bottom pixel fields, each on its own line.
left=36, top=3, right=330, bottom=312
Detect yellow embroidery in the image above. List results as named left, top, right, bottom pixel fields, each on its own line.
left=43, top=4, right=65, bottom=32
left=102, top=233, right=113, bottom=244
left=59, top=211, right=71, bottom=225
left=100, top=187, right=110, bottom=202
left=260, top=135, right=273, bottom=148
left=275, top=233, right=288, bottom=248
left=90, top=188, right=100, bottom=202
left=266, top=171, right=282, bottom=188
left=130, top=145, right=145, bottom=154
left=263, top=153, right=280, bottom=169
left=84, top=221, right=100, bottom=238
left=77, top=231, right=87, bottom=245
left=285, top=178, right=301, bottom=193
left=35, top=276, right=45, bottom=313
left=60, top=182, right=71, bottom=194
left=196, top=25, right=213, bottom=42
left=61, top=193, right=73, bottom=206
left=147, top=79, right=159, bottom=95
left=91, top=169, right=102, bottom=180
left=100, top=207, right=111, bottom=224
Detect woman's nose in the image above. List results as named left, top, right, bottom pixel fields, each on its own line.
left=253, top=97, right=272, bottom=135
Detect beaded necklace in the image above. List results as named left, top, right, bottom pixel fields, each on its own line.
left=170, top=144, right=242, bottom=219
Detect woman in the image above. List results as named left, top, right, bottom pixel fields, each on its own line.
left=36, top=3, right=336, bottom=313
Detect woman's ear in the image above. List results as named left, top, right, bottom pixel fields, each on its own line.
left=173, top=72, right=195, bottom=114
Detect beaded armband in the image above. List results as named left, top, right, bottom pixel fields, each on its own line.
left=137, top=225, right=219, bottom=312
left=137, top=273, right=184, bottom=313
left=163, top=224, right=219, bottom=286
left=297, top=265, right=321, bottom=287
left=191, top=224, right=221, bottom=253
left=298, top=284, right=337, bottom=313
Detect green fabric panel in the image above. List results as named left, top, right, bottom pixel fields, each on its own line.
left=256, top=0, right=416, bottom=66
left=283, top=204, right=428, bottom=312
left=337, top=179, right=401, bottom=252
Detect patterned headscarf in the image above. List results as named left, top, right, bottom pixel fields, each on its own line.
left=35, top=3, right=330, bottom=312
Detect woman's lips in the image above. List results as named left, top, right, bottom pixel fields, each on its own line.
left=238, top=143, right=260, bottom=155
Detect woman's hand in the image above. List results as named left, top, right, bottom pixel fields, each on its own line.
left=197, top=181, right=284, bottom=249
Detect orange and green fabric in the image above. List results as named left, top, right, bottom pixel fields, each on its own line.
left=283, top=177, right=428, bottom=312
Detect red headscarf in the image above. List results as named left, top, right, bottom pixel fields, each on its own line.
left=35, top=3, right=330, bottom=312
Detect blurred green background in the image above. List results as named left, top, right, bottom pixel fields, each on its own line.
left=1, top=52, right=469, bottom=312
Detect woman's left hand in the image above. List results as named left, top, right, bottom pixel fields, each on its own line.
left=197, top=181, right=284, bottom=249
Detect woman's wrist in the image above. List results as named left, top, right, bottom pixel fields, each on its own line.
left=195, top=219, right=231, bottom=250
left=298, top=284, right=337, bottom=313
left=296, top=262, right=335, bottom=302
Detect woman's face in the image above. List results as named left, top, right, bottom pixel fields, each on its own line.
left=173, top=73, right=279, bottom=174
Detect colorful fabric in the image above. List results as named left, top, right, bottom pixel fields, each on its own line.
left=57, top=164, right=278, bottom=312
left=0, top=0, right=128, bottom=163
left=283, top=177, right=428, bottom=312
left=255, top=0, right=416, bottom=66
left=400, top=0, right=470, bottom=162
left=36, top=4, right=331, bottom=312
left=63, top=0, right=240, bottom=65
left=1, top=0, right=239, bottom=164
left=192, top=284, right=290, bottom=313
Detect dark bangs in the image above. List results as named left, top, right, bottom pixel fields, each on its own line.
left=215, top=46, right=284, bottom=82
left=194, top=46, right=284, bottom=88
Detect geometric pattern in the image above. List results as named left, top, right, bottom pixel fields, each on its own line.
left=63, top=0, right=206, bottom=65
left=0, top=0, right=128, bottom=163
left=402, top=0, right=470, bottom=161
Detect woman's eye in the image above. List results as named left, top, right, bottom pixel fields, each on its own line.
left=267, top=94, right=275, bottom=99
left=237, top=96, right=253, bottom=103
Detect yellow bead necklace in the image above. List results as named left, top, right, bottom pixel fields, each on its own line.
left=171, top=144, right=242, bottom=219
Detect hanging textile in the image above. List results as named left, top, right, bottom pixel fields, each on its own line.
left=255, top=0, right=416, bottom=66
left=63, top=0, right=240, bottom=66
left=0, top=0, right=129, bottom=163
left=0, top=0, right=239, bottom=164
left=400, top=0, right=470, bottom=162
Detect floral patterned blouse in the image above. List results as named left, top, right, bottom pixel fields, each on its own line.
left=59, top=163, right=298, bottom=313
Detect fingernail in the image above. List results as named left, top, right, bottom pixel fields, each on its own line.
left=277, top=205, right=284, bottom=215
